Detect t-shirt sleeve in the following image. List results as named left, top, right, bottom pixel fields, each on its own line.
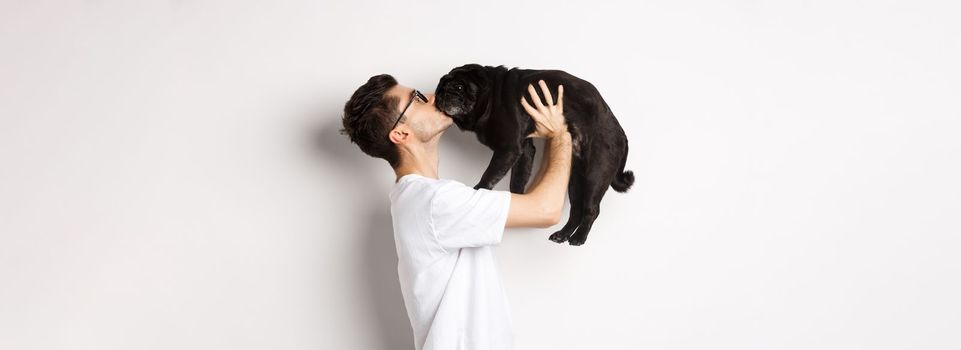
left=429, top=180, right=512, bottom=250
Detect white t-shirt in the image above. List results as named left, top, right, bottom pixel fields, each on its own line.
left=389, top=173, right=514, bottom=350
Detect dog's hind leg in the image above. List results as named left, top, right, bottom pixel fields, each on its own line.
left=567, top=155, right=619, bottom=246
left=509, top=138, right=536, bottom=194
left=566, top=185, right=605, bottom=246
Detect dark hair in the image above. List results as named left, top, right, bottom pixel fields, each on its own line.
left=339, top=74, right=403, bottom=168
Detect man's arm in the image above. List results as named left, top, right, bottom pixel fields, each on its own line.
left=506, top=133, right=572, bottom=228
left=505, top=80, right=572, bottom=228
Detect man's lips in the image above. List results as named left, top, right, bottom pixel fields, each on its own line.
left=435, top=106, right=452, bottom=118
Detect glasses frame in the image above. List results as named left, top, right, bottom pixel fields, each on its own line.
left=388, top=89, right=428, bottom=138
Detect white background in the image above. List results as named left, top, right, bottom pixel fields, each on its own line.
left=1, top=1, right=959, bottom=349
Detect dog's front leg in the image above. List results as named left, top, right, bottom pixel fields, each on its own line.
left=509, top=138, right=536, bottom=193
left=474, top=146, right=523, bottom=190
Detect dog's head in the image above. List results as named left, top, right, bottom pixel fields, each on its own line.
left=434, top=64, right=491, bottom=122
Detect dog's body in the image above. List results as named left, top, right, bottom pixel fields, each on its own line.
left=435, top=64, right=633, bottom=246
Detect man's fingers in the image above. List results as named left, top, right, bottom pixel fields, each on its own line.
left=538, top=80, right=554, bottom=106
left=557, top=84, right=564, bottom=110
left=527, top=83, right=545, bottom=110
left=520, top=96, right=539, bottom=118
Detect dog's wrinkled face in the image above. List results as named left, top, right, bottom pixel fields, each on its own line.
left=434, top=64, right=487, bottom=121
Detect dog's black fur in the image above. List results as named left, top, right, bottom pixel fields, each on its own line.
left=434, top=64, right=634, bottom=246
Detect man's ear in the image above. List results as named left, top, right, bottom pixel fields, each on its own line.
left=388, top=127, right=409, bottom=145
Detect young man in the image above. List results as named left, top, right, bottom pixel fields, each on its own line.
left=340, top=74, right=572, bottom=350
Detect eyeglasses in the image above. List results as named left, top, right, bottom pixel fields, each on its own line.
left=388, top=89, right=428, bottom=137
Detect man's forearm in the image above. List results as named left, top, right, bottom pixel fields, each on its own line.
left=527, top=133, right=573, bottom=220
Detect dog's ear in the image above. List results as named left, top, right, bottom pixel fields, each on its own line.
left=460, top=64, right=490, bottom=92
left=454, top=63, right=484, bottom=72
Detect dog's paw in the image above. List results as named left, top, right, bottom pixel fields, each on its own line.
left=548, top=231, right=569, bottom=244
left=567, top=234, right=587, bottom=246
left=473, top=183, right=493, bottom=190
left=508, top=186, right=526, bottom=194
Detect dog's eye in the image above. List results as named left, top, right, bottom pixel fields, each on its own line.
left=455, top=84, right=463, bottom=90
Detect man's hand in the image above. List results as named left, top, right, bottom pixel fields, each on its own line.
left=521, top=80, right=568, bottom=139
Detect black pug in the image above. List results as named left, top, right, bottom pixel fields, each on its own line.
left=434, top=64, right=634, bottom=246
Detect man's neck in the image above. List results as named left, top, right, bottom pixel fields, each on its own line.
left=394, top=142, right=440, bottom=182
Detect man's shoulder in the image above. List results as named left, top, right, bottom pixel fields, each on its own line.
left=390, top=176, right=457, bottom=206
left=393, top=175, right=509, bottom=205
left=396, top=175, right=466, bottom=191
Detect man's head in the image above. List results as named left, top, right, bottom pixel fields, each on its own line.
left=340, top=74, right=454, bottom=169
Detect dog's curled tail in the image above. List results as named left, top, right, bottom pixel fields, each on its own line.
left=611, top=170, right=634, bottom=193
left=610, top=142, right=634, bottom=193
